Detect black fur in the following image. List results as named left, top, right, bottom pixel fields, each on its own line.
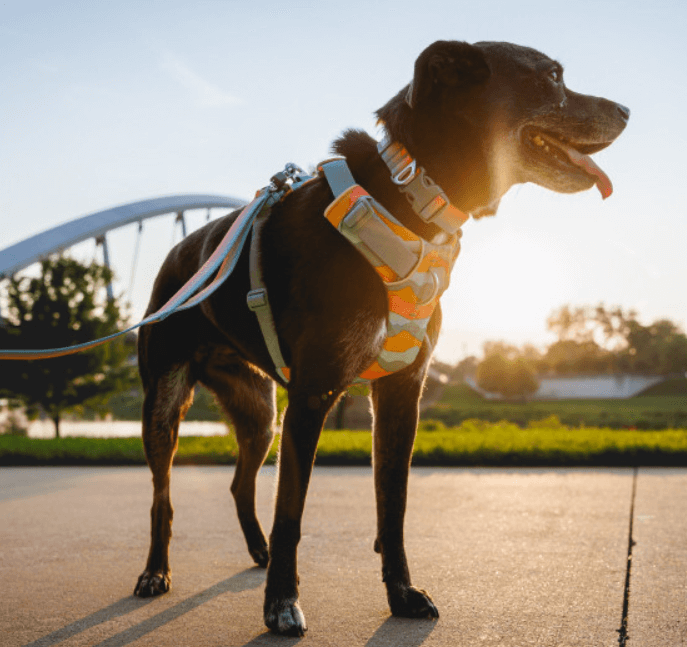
left=134, top=40, right=628, bottom=635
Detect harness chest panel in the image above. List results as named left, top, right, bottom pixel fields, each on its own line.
left=324, top=183, right=460, bottom=380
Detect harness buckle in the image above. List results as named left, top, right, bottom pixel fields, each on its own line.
left=246, top=288, right=268, bottom=311
left=399, top=168, right=470, bottom=233
left=391, top=158, right=417, bottom=186
left=379, top=137, right=418, bottom=186
left=269, top=171, right=289, bottom=191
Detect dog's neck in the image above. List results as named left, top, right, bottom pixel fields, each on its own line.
left=331, top=130, right=468, bottom=242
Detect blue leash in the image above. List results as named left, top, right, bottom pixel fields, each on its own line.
left=0, top=186, right=276, bottom=360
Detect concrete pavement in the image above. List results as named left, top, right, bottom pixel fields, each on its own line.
left=0, top=466, right=684, bottom=646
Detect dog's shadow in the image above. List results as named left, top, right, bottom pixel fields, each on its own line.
left=25, top=567, right=435, bottom=647
left=23, top=567, right=265, bottom=647
left=364, top=616, right=436, bottom=647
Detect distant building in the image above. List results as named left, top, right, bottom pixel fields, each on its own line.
left=466, top=374, right=667, bottom=400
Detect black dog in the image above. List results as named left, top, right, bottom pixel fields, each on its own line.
left=134, top=40, right=629, bottom=635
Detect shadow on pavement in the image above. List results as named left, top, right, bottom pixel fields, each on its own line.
left=364, top=616, right=437, bottom=647
left=23, top=596, right=154, bottom=647
left=240, top=631, right=303, bottom=646
left=23, top=568, right=265, bottom=647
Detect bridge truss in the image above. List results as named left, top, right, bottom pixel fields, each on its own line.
left=0, top=194, right=246, bottom=301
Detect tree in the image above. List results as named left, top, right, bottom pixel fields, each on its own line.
left=475, top=352, right=539, bottom=399
left=547, top=304, right=687, bottom=375
left=547, top=304, right=634, bottom=350
left=0, top=256, right=136, bottom=437
left=450, top=355, right=479, bottom=382
left=542, top=339, right=614, bottom=375
left=619, top=318, right=687, bottom=375
left=481, top=341, right=522, bottom=361
left=475, top=353, right=509, bottom=394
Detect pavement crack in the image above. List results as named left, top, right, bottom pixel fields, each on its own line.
left=617, top=466, right=638, bottom=647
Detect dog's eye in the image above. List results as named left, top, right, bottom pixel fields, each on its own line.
left=548, top=68, right=562, bottom=84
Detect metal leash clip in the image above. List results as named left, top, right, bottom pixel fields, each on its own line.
left=269, top=163, right=311, bottom=193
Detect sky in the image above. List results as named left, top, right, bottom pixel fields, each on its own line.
left=2, top=0, right=686, bottom=363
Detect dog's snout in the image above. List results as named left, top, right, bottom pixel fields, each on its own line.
left=616, top=103, right=631, bottom=121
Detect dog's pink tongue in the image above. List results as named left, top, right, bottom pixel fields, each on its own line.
left=563, top=144, right=613, bottom=200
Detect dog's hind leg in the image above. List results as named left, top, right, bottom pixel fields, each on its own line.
left=198, top=358, right=277, bottom=568
left=371, top=368, right=439, bottom=619
left=134, top=363, right=194, bottom=598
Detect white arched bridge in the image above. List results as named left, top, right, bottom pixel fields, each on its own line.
left=0, top=194, right=246, bottom=301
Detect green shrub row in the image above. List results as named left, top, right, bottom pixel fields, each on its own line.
left=422, top=405, right=687, bottom=430
left=2, top=419, right=686, bottom=467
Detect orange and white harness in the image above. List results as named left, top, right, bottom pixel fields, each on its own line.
left=247, top=138, right=469, bottom=384
left=0, top=138, right=469, bottom=378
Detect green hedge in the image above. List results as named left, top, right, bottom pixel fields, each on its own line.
left=2, top=418, right=686, bottom=467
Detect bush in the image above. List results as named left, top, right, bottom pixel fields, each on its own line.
left=475, top=354, right=539, bottom=399
left=0, top=411, right=29, bottom=437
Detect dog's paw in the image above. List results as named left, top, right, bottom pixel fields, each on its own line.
left=134, top=570, right=171, bottom=597
left=249, top=543, right=269, bottom=568
left=388, top=585, right=439, bottom=619
left=264, top=597, right=307, bottom=636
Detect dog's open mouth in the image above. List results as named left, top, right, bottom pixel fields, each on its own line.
left=524, top=128, right=614, bottom=199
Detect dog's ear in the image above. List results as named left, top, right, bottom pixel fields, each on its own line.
left=406, top=41, right=490, bottom=109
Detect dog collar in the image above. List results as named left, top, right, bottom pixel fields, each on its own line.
left=377, top=136, right=469, bottom=234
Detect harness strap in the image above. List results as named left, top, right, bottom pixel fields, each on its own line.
left=320, top=158, right=419, bottom=278
left=247, top=205, right=290, bottom=384
left=243, top=165, right=316, bottom=385
left=319, top=158, right=357, bottom=195
left=243, top=158, right=367, bottom=387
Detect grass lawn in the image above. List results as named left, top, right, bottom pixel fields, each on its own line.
left=2, top=418, right=686, bottom=467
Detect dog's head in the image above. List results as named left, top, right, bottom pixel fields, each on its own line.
left=376, top=40, right=630, bottom=217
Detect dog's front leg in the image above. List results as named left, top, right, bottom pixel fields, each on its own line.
left=263, top=390, right=332, bottom=636
left=371, top=370, right=439, bottom=619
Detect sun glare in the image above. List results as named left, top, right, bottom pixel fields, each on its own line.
left=441, top=229, right=576, bottom=349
